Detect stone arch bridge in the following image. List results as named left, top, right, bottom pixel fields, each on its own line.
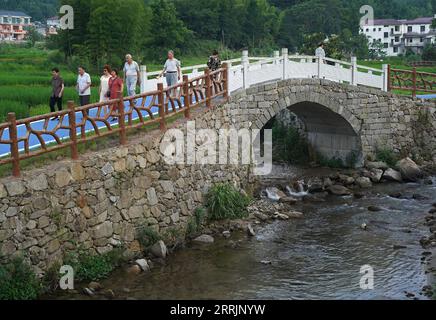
left=210, top=78, right=435, bottom=166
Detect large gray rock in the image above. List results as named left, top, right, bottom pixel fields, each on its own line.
left=5, top=180, right=26, bottom=196
left=369, top=169, right=383, bottom=183
left=396, top=158, right=422, bottom=182
left=150, top=240, right=168, bottom=259
left=382, top=168, right=402, bottom=183
left=135, top=259, right=150, bottom=272
left=366, top=161, right=389, bottom=170
left=327, top=185, right=352, bottom=196
left=193, top=235, right=215, bottom=244
left=356, top=177, right=372, bottom=188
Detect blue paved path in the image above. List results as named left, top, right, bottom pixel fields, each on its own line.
left=0, top=95, right=187, bottom=158
left=416, top=94, right=436, bottom=99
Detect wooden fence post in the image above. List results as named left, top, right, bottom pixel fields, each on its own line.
left=183, top=75, right=191, bottom=119
left=205, top=68, right=212, bottom=108
left=8, top=112, right=20, bottom=177
left=68, top=101, right=79, bottom=160
left=222, top=63, right=229, bottom=100
left=118, top=91, right=127, bottom=145
left=158, top=83, right=166, bottom=131
left=387, top=64, right=391, bottom=92
left=412, top=67, right=417, bottom=98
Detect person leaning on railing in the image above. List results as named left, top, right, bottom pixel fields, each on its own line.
left=315, top=42, right=326, bottom=64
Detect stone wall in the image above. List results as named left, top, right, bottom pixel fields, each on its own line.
left=0, top=107, right=254, bottom=275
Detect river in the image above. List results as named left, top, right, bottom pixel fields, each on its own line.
left=54, top=171, right=436, bottom=300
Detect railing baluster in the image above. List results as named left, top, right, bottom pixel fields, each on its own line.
left=158, top=83, right=166, bottom=131
left=222, top=63, right=229, bottom=101
left=183, top=75, right=191, bottom=119
left=8, top=112, right=20, bottom=177
left=205, top=68, right=212, bottom=108
left=118, top=91, right=127, bottom=145
left=68, top=101, right=79, bottom=160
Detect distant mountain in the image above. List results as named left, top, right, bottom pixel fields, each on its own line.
left=0, top=0, right=59, bottom=21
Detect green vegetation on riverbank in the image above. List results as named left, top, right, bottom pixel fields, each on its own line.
left=0, top=257, right=41, bottom=300
left=206, top=184, right=251, bottom=221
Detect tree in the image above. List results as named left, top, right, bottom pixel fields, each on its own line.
left=25, top=26, right=43, bottom=47
left=422, top=44, right=436, bottom=61
left=368, top=41, right=387, bottom=60
left=147, top=0, right=192, bottom=60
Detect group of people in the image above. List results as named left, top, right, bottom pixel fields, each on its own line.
left=50, top=50, right=223, bottom=117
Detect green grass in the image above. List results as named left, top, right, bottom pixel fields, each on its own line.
left=136, top=225, right=162, bottom=250
left=206, top=184, right=250, bottom=221
left=64, top=247, right=125, bottom=282
left=376, top=147, right=399, bottom=167
left=0, top=257, right=41, bottom=300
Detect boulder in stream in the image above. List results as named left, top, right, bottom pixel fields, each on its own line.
left=382, top=168, right=403, bottom=183
left=193, top=235, right=215, bottom=244
left=150, top=240, right=168, bottom=259
left=396, top=158, right=422, bottom=182
left=356, top=177, right=372, bottom=188
left=327, top=185, right=352, bottom=196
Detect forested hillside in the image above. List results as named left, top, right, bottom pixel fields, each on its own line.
left=0, top=0, right=58, bottom=21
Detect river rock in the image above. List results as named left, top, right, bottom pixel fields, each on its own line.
left=429, top=208, right=436, bottom=214
left=135, top=259, right=150, bottom=272
left=396, top=158, right=422, bottom=182
left=327, top=185, right=352, bottom=196
left=369, top=169, right=384, bottom=183
left=339, top=174, right=355, bottom=186
left=254, top=212, right=269, bottom=222
left=307, top=178, right=324, bottom=193
left=366, top=161, right=389, bottom=170
left=279, top=196, right=297, bottom=204
left=393, top=245, right=407, bottom=250
left=382, top=168, right=402, bottom=183
left=356, top=177, right=372, bottom=188
left=83, top=288, right=95, bottom=296
left=265, top=187, right=286, bottom=201
left=287, top=211, right=304, bottom=219
left=193, top=235, right=215, bottom=244
left=274, top=212, right=289, bottom=220
left=127, top=265, right=142, bottom=275
left=88, top=282, right=103, bottom=292
left=247, top=224, right=256, bottom=237
left=368, top=206, right=383, bottom=212
left=150, top=240, right=168, bottom=259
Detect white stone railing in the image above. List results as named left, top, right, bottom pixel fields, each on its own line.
left=140, top=48, right=388, bottom=94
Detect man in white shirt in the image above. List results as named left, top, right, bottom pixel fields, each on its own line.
left=158, top=50, right=181, bottom=88
left=123, top=54, right=141, bottom=97
left=315, top=43, right=326, bottom=64
left=76, top=66, right=92, bottom=106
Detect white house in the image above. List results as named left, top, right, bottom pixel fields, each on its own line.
left=361, top=16, right=436, bottom=56
left=46, top=16, right=60, bottom=28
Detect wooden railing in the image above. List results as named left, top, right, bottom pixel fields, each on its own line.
left=388, top=65, right=436, bottom=97
left=0, top=65, right=229, bottom=177
left=407, top=61, right=436, bottom=67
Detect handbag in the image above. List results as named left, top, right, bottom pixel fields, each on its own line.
left=106, top=77, right=115, bottom=98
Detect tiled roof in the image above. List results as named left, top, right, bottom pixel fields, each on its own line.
left=364, top=17, right=434, bottom=26
left=0, top=10, right=30, bottom=17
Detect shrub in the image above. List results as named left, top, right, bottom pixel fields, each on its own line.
left=318, top=154, right=345, bottom=168
left=376, top=147, right=398, bottom=167
left=64, top=248, right=124, bottom=282
left=137, top=226, right=162, bottom=250
left=272, top=122, right=309, bottom=165
left=206, top=184, right=250, bottom=221
left=0, top=257, right=41, bottom=300
left=186, top=207, right=207, bottom=237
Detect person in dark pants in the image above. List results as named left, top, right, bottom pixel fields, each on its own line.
left=50, top=67, right=64, bottom=120
left=76, top=66, right=92, bottom=106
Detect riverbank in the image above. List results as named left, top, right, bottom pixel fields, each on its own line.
left=45, top=158, right=436, bottom=300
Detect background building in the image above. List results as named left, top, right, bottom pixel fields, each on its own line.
left=361, top=16, right=436, bottom=56
left=0, top=10, right=31, bottom=41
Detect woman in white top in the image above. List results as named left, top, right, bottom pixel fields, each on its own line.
left=99, top=65, right=112, bottom=116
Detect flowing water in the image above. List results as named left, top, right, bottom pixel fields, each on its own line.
left=56, top=172, right=436, bottom=300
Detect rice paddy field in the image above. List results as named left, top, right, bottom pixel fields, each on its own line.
left=0, top=46, right=220, bottom=123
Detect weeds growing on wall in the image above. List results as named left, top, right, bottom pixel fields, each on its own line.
left=0, top=257, right=41, bottom=300
left=206, top=184, right=250, bottom=221
left=137, top=225, right=162, bottom=250
left=64, top=247, right=125, bottom=282
left=186, top=207, right=207, bottom=238
left=376, top=147, right=399, bottom=167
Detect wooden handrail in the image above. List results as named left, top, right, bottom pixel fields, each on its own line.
left=388, top=65, right=436, bottom=97
left=0, top=66, right=229, bottom=177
